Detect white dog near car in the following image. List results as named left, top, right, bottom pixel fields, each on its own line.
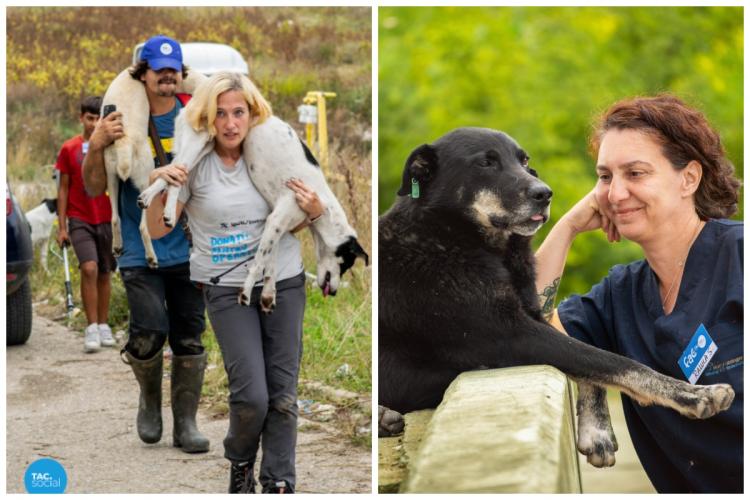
left=25, top=198, right=58, bottom=272
left=138, top=103, right=368, bottom=311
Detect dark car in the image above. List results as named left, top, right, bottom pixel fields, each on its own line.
left=7, top=182, right=33, bottom=345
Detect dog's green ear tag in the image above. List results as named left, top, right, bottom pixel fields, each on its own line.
left=411, top=178, right=420, bottom=199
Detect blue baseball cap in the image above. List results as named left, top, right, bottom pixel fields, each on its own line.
left=140, top=35, right=183, bottom=71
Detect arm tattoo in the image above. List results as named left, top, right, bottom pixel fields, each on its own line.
left=539, top=277, right=560, bottom=322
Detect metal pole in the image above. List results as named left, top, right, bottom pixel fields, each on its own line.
left=62, top=244, right=75, bottom=319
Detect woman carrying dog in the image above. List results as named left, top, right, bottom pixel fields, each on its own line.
left=536, top=94, right=742, bottom=493
left=145, top=72, right=323, bottom=493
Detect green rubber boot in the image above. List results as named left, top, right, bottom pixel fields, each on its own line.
left=124, top=350, right=163, bottom=444
left=171, top=352, right=210, bottom=453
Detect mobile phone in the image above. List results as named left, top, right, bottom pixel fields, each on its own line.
left=102, top=104, right=117, bottom=118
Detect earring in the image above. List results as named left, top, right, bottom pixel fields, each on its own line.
left=411, top=178, right=420, bottom=199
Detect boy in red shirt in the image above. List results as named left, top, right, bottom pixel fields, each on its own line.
left=56, top=96, right=117, bottom=353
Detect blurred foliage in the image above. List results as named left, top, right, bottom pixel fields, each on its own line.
left=379, top=6, right=743, bottom=301
left=7, top=6, right=372, bottom=173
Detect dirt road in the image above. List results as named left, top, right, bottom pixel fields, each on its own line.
left=7, top=314, right=372, bottom=493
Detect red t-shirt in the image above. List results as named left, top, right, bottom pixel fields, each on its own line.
left=55, top=135, right=112, bottom=225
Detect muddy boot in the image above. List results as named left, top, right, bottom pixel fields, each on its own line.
left=171, top=352, right=210, bottom=453
left=124, top=350, right=163, bottom=444
left=229, top=461, right=256, bottom=493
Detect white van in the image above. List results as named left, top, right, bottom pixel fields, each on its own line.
left=132, top=42, right=249, bottom=76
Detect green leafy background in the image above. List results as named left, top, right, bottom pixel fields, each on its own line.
left=379, top=6, right=743, bottom=301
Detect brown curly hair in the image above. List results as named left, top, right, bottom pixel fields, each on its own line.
left=128, top=60, right=189, bottom=81
left=589, top=94, right=741, bottom=220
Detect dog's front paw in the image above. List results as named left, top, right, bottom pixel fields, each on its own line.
left=378, top=405, right=405, bottom=437
left=682, top=383, right=735, bottom=419
left=136, top=193, right=149, bottom=209
left=163, top=215, right=174, bottom=228
left=146, top=256, right=159, bottom=269
left=577, top=423, right=618, bottom=467
left=113, top=246, right=124, bottom=258
left=238, top=289, right=252, bottom=306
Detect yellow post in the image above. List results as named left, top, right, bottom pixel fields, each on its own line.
left=302, top=91, right=336, bottom=175
left=305, top=122, right=316, bottom=150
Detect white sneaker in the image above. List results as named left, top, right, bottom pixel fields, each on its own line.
left=84, top=324, right=101, bottom=353
left=99, top=324, right=115, bottom=347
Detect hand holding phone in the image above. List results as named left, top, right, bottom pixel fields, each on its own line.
left=102, top=104, right=117, bottom=118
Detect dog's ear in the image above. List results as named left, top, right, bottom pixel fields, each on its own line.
left=44, top=198, right=58, bottom=213
left=397, top=144, right=437, bottom=196
left=336, top=236, right=369, bottom=276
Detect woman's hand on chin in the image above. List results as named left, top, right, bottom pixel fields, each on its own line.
left=562, top=190, right=620, bottom=242
left=287, top=178, right=325, bottom=220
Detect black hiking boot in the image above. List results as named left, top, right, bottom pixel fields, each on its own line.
left=229, top=461, right=256, bottom=493
left=263, top=480, right=294, bottom=494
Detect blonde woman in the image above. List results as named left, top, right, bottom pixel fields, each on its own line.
left=146, top=72, right=323, bottom=493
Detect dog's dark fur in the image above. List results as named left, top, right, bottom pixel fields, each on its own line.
left=378, top=127, right=734, bottom=466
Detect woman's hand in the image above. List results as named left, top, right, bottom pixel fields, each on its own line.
left=561, top=190, right=620, bottom=242
left=286, top=178, right=324, bottom=220
left=148, top=164, right=188, bottom=187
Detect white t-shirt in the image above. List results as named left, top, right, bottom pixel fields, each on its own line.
left=178, top=151, right=303, bottom=287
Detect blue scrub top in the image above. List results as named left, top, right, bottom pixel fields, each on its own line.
left=558, top=219, right=743, bottom=493
left=117, top=98, right=190, bottom=269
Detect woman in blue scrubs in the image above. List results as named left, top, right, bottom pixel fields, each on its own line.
left=536, top=94, right=742, bottom=493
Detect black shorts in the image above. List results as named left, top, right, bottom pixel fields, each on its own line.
left=68, top=217, right=117, bottom=273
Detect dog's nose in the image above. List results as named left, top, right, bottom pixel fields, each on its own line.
left=528, top=185, right=552, bottom=203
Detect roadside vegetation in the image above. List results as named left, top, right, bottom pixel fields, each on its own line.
left=8, top=6, right=372, bottom=445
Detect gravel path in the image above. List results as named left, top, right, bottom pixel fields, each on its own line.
left=7, top=314, right=372, bottom=493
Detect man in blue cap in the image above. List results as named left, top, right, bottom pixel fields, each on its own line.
left=83, top=34, right=209, bottom=455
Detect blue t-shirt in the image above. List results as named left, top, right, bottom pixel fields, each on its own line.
left=558, top=219, right=743, bottom=493
left=117, top=98, right=190, bottom=269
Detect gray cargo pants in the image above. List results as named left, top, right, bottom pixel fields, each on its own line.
left=203, top=272, right=305, bottom=490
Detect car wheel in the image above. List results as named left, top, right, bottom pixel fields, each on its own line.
left=7, top=278, right=32, bottom=346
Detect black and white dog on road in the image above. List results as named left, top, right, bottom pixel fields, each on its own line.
left=377, top=127, right=735, bottom=467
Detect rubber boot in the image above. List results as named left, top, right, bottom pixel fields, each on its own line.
left=171, top=352, right=210, bottom=453
left=124, top=350, right=163, bottom=444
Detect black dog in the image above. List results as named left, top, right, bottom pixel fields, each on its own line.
left=378, top=127, right=734, bottom=466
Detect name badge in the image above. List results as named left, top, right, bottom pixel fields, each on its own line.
left=679, top=324, right=718, bottom=384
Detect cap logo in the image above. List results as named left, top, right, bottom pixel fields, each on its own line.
left=160, top=43, right=173, bottom=55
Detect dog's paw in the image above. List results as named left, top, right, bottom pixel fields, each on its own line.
left=163, top=215, right=174, bottom=228
left=113, top=246, right=124, bottom=258
left=146, top=256, right=159, bottom=269
left=260, top=293, right=276, bottom=314
left=577, top=423, right=618, bottom=468
left=683, top=384, right=735, bottom=419
left=238, top=290, right=252, bottom=306
left=136, top=195, right=148, bottom=209
left=378, top=405, right=405, bottom=437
